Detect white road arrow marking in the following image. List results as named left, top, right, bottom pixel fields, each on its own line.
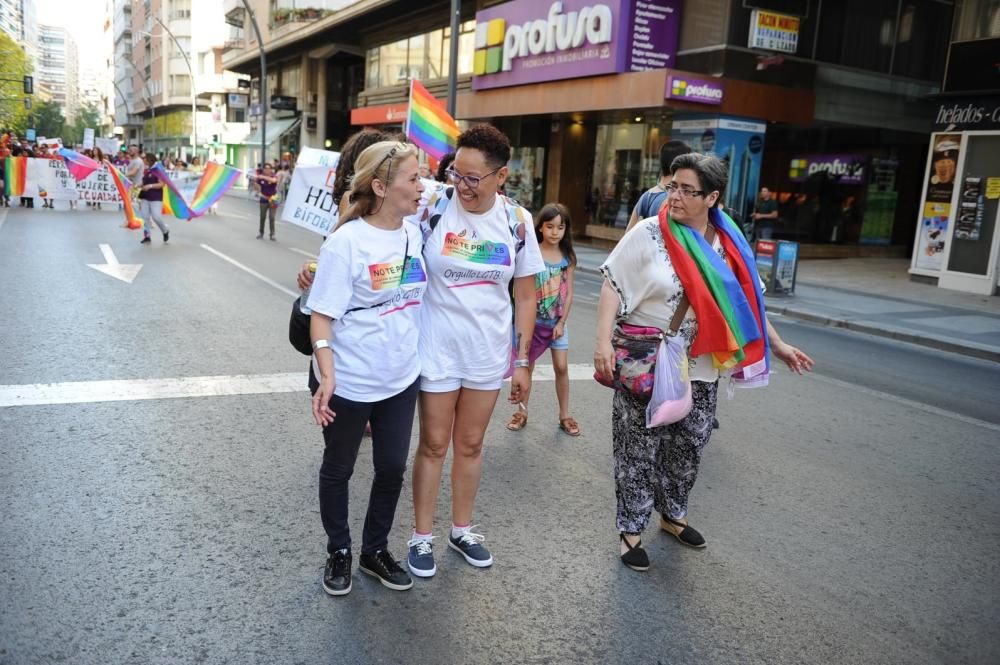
left=87, top=243, right=143, bottom=284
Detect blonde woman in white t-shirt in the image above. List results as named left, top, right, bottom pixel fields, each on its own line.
left=307, top=141, right=427, bottom=597
left=405, top=125, right=545, bottom=578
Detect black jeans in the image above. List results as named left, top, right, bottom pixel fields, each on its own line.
left=311, top=371, right=419, bottom=555
left=258, top=202, right=275, bottom=236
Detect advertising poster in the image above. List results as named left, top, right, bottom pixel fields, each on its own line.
left=955, top=175, right=983, bottom=241
left=774, top=241, right=798, bottom=295
left=913, top=133, right=962, bottom=272
left=755, top=239, right=776, bottom=289
left=672, top=115, right=766, bottom=224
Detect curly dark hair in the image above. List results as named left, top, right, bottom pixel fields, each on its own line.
left=435, top=151, right=456, bottom=182
left=332, top=129, right=392, bottom=205
left=456, top=124, right=510, bottom=169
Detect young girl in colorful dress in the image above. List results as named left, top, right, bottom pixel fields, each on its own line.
left=506, top=202, right=580, bottom=436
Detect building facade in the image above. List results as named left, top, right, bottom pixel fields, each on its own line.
left=38, top=24, right=79, bottom=125
left=1, top=0, right=39, bottom=86
left=222, top=0, right=957, bottom=257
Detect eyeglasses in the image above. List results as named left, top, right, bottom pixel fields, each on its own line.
left=446, top=166, right=501, bottom=189
left=664, top=183, right=707, bottom=199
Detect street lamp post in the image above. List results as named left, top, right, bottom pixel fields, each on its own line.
left=147, top=17, right=198, bottom=160
left=124, top=58, right=156, bottom=154
left=241, top=0, right=266, bottom=167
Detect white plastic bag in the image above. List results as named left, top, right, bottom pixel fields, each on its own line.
left=645, top=335, right=693, bottom=428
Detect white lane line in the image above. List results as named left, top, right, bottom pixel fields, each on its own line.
left=0, top=365, right=598, bottom=408
left=289, top=247, right=318, bottom=259
left=200, top=243, right=299, bottom=298
left=804, top=372, right=1000, bottom=433
left=0, top=207, right=7, bottom=234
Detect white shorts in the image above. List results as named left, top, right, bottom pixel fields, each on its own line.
left=420, top=376, right=504, bottom=393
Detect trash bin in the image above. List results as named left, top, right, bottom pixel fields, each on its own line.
left=755, top=240, right=798, bottom=296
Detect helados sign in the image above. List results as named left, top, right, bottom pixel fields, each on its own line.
left=500, top=2, right=614, bottom=71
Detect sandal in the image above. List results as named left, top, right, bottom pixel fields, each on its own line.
left=619, top=533, right=649, bottom=571
left=506, top=409, right=527, bottom=432
left=558, top=417, right=581, bottom=437
left=660, top=516, right=706, bottom=549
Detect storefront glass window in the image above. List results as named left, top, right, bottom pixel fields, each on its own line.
left=506, top=147, right=546, bottom=212
left=591, top=123, right=659, bottom=228
left=366, top=48, right=379, bottom=89
left=378, top=39, right=411, bottom=86
left=952, top=0, right=1000, bottom=41
left=892, top=1, right=954, bottom=81
left=816, top=0, right=898, bottom=73
left=366, top=21, right=476, bottom=89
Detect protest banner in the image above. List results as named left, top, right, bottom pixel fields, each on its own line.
left=76, top=166, right=123, bottom=203
left=95, top=137, right=120, bottom=155
left=27, top=158, right=79, bottom=200
left=83, top=128, right=95, bottom=150
left=281, top=165, right=338, bottom=236
left=297, top=147, right=340, bottom=168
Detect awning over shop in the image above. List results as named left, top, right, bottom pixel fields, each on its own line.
left=239, top=117, right=301, bottom=146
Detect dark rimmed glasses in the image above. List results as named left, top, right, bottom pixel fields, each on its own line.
left=664, top=183, right=707, bottom=199
left=446, top=165, right=502, bottom=189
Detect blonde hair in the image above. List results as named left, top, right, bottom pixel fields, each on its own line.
left=341, top=141, right=418, bottom=224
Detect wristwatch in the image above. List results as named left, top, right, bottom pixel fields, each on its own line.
left=312, top=339, right=330, bottom=352
left=513, top=359, right=530, bottom=369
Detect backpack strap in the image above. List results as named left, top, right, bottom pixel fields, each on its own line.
left=425, top=187, right=529, bottom=255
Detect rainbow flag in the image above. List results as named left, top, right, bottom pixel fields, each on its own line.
left=406, top=79, right=459, bottom=161
left=4, top=157, right=27, bottom=197
left=57, top=148, right=101, bottom=181
left=107, top=164, right=143, bottom=229
left=190, top=162, right=241, bottom=213
left=149, top=165, right=196, bottom=219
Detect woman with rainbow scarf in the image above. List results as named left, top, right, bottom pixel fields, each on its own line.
left=594, top=153, right=813, bottom=572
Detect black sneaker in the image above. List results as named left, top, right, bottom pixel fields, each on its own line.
left=359, top=549, right=413, bottom=591
left=322, top=548, right=352, bottom=596
left=163, top=232, right=169, bottom=243
left=140, top=236, right=151, bottom=244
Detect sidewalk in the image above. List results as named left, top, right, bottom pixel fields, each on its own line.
left=574, top=245, right=1000, bottom=363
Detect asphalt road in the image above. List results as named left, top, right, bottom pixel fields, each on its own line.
left=1, top=196, right=997, bottom=665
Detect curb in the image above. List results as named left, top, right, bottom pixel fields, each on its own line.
left=768, top=303, right=1000, bottom=364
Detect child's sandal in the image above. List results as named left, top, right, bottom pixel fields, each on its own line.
left=506, top=410, right=527, bottom=431
left=559, top=418, right=581, bottom=437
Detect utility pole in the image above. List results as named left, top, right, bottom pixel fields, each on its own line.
left=447, top=0, right=459, bottom=118
left=241, top=0, right=267, bottom=166
left=150, top=17, right=198, bottom=159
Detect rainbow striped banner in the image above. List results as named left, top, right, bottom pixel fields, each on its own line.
left=4, top=157, right=27, bottom=197
left=190, top=162, right=241, bottom=213
left=406, top=79, right=459, bottom=161
left=107, top=164, right=143, bottom=229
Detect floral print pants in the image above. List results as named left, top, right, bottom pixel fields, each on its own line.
left=611, top=381, right=718, bottom=534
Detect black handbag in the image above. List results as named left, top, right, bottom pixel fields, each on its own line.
left=288, top=296, right=312, bottom=356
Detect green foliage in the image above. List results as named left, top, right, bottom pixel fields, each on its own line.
left=0, top=31, right=33, bottom=134
left=33, top=100, right=66, bottom=139
left=68, top=103, right=102, bottom=144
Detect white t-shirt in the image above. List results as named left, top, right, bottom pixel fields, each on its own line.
left=127, top=157, right=145, bottom=186
left=410, top=183, right=545, bottom=382
left=306, top=219, right=427, bottom=402
left=601, top=217, right=732, bottom=383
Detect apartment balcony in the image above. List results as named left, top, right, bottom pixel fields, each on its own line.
left=271, top=0, right=358, bottom=30
left=224, top=0, right=245, bottom=27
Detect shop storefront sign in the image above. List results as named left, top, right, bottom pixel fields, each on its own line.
left=788, top=154, right=866, bottom=185
left=227, top=93, right=248, bottom=109
left=350, top=103, right=409, bottom=126
left=270, top=96, right=297, bottom=111
left=472, top=0, right=681, bottom=90
left=932, top=99, right=1000, bottom=131
left=666, top=75, right=723, bottom=105
left=748, top=9, right=799, bottom=54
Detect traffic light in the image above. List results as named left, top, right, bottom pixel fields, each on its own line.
left=23, top=75, right=33, bottom=95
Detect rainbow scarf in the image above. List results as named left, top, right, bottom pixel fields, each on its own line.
left=660, top=206, right=770, bottom=386
left=57, top=148, right=101, bottom=181
left=107, top=165, right=143, bottom=229
left=4, top=156, right=27, bottom=196
left=190, top=162, right=241, bottom=212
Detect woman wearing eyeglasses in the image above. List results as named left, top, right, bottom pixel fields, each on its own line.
left=404, top=124, right=545, bottom=578
left=594, top=153, right=813, bottom=571
left=307, top=141, right=427, bottom=596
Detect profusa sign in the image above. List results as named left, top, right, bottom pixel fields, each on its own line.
left=472, top=0, right=681, bottom=90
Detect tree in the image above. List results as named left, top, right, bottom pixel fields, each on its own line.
left=69, top=103, right=101, bottom=145
left=33, top=100, right=66, bottom=139
left=0, top=31, right=32, bottom=134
